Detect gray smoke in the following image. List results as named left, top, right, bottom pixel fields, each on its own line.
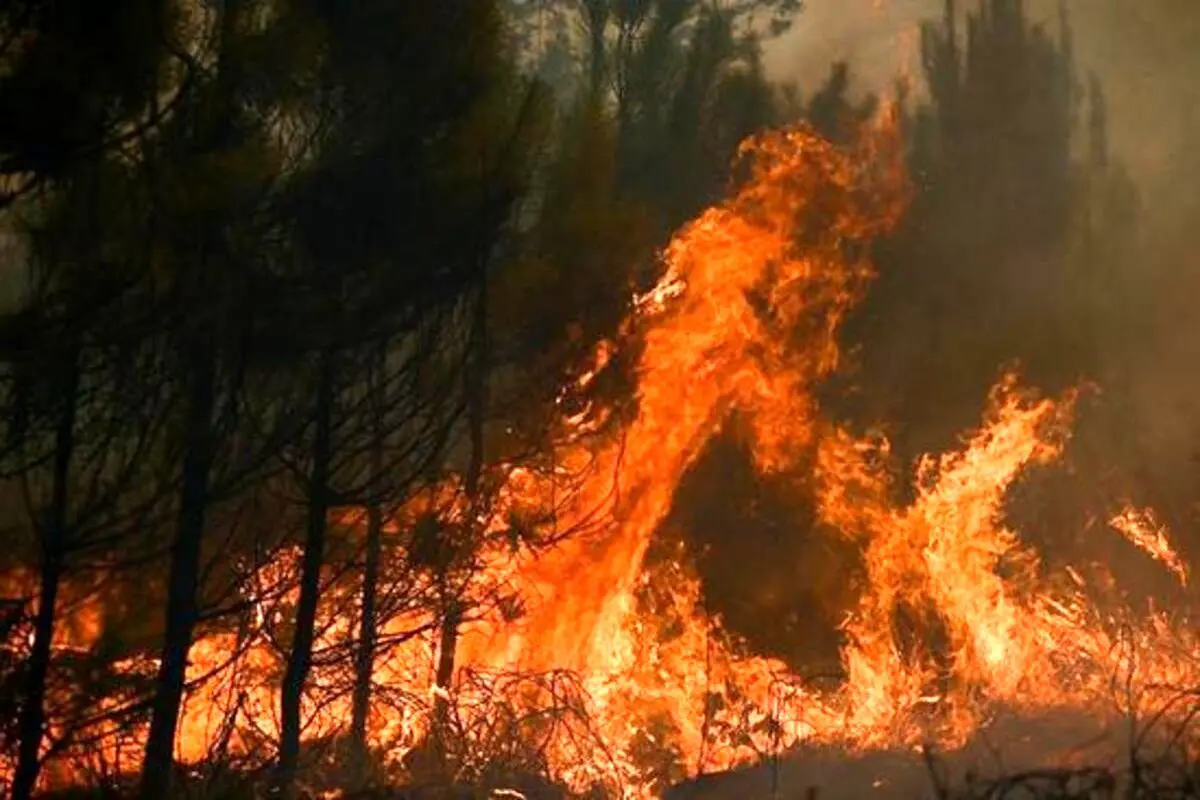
left=766, top=0, right=1200, bottom=561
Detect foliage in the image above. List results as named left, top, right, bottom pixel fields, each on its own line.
left=834, top=0, right=1133, bottom=471
left=0, top=0, right=813, bottom=794
left=0, top=0, right=1176, bottom=797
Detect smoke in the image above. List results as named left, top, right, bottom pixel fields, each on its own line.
left=759, top=0, right=1200, bottom=571
left=764, top=0, right=929, bottom=93
left=766, top=0, right=1200, bottom=271
left=767, top=0, right=1200, bottom=174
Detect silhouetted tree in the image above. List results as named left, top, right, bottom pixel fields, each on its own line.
left=842, top=0, right=1129, bottom=471
left=0, top=0, right=178, bottom=211
left=266, top=2, right=548, bottom=794
left=137, top=0, right=299, bottom=792
left=0, top=4, right=181, bottom=794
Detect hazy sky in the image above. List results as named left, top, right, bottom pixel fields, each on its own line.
left=763, top=0, right=1200, bottom=191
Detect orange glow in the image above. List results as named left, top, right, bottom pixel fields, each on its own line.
left=6, top=113, right=1200, bottom=797
left=1109, top=506, right=1189, bottom=587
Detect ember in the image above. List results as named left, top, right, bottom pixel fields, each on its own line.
left=1, top=2, right=1197, bottom=798
left=8, top=110, right=1198, bottom=797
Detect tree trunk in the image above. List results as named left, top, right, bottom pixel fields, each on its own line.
left=348, top=501, right=382, bottom=776
left=140, top=0, right=239, bottom=790
left=11, top=350, right=79, bottom=800
left=275, top=347, right=335, bottom=798
left=430, top=276, right=489, bottom=774
left=140, top=335, right=216, bottom=800
left=349, top=342, right=386, bottom=780
left=428, top=582, right=461, bottom=779
left=433, top=592, right=462, bottom=698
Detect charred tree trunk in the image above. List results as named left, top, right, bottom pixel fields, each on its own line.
left=428, top=580, right=462, bottom=777
left=140, top=333, right=216, bottom=800
left=433, top=590, right=462, bottom=700
left=349, top=502, right=383, bottom=775
left=11, top=349, right=79, bottom=800
left=275, top=346, right=335, bottom=798
left=430, top=277, right=489, bottom=773
left=140, top=2, right=240, bottom=792
left=350, top=342, right=386, bottom=778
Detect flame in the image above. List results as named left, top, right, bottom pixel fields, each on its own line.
left=6, top=113, right=1200, bottom=797
left=1108, top=506, right=1190, bottom=587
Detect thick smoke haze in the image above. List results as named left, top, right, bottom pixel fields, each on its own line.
left=767, top=0, right=1200, bottom=189
left=763, top=0, right=1200, bottom=554
left=766, top=0, right=1200, bottom=279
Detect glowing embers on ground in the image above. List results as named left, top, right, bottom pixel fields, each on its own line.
left=358, top=112, right=1197, bottom=789
left=5, top=114, right=1199, bottom=797
left=400, top=110, right=1196, bottom=791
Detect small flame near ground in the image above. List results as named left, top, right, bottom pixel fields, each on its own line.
left=4, top=111, right=1198, bottom=797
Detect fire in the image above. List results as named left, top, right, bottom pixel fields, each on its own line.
left=1109, top=506, right=1190, bottom=587
left=6, top=111, right=1200, bottom=797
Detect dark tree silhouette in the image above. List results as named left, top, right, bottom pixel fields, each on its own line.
left=0, top=0, right=176, bottom=210
left=841, top=0, right=1129, bottom=471
left=0, top=5, right=178, bottom=794
left=137, top=0, right=295, bottom=792
left=265, top=2, right=548, bottom=795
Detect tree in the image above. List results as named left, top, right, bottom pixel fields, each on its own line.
left=0, top=0, right=176, bottom=210
left=841, top=0, right=1126, bottom=470
left=0, top=3, right=179, bottom=794
left=265, top=2, right=548, bottom=794
left=3, top=170, right=138, bottom=800
left=137, top=0, right=299, bottom=793
left=490, top=0, right=799, bottom=427
left=504, top=0, right=797, bottom=241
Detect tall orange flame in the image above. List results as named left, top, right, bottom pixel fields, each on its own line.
left=6, top=112, right=1199, bottom=798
